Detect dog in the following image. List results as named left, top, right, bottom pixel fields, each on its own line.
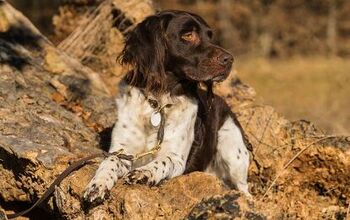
left=84, top=10, right=251, bottom=203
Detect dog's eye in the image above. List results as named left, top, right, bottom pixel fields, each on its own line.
left=181, top=31, right=198, bottom=43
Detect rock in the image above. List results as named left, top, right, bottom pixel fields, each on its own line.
left=83, top=172, right=227, bottom=219
left=0, top=206, right=8, bottom=220
left=0, top=0, right=349, bottom=219
left=187, top=192, right=266, bottom=220
left=56, top=0, right=155, bottom=95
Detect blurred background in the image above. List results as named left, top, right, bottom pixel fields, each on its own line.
left=8, top=0, right=350, bottom=135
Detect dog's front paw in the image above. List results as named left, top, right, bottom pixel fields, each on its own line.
left=83, top=178, right=111, bottom=204
left=124, top=169, right=155, bottom=186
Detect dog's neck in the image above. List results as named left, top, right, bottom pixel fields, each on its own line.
left=124, top=70, right=215, bottom=113
left=124, top=70, right=197, bottom=96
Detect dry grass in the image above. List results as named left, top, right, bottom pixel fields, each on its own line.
left=236, top=56, right=350, bottom=135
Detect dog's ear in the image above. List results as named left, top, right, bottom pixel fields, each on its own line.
left=120, top=15, right=169, bottom=94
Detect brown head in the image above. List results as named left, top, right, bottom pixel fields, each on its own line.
left=120, top=10, right=233, bottom=95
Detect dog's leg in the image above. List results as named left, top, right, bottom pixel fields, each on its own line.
left=125, top=152, right=186, bottom=185
left=207, top=116, right=251, bottom=196
left=83, top=124, right=143, bottom=203
left=83, top=154, right=131, bottom=203
left=125, top=98, right=198, bottom=185
left=84, top=86, right=147, bottom=203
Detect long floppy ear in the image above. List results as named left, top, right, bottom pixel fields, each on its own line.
left=120, top=15, right=168, bottom=95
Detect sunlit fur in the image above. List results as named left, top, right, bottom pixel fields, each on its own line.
left=84, top=10, right=251, bottom=204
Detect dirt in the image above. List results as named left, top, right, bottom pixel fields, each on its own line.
left=215, top=76, right=350, bottom=219
left=0, top=0, right=349, bottom=219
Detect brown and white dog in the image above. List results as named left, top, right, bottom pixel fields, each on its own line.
left=84, top=10, right=251, bottom=203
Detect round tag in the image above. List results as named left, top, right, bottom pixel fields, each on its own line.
left=150, top=112, right=161, bottom=127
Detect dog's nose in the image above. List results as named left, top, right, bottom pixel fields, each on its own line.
left=218, top=53, right=233, bottom=66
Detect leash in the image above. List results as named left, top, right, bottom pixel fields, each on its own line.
left=5, top=151, right=126, bottom=220
left=4, top=99, right=171, bottom=220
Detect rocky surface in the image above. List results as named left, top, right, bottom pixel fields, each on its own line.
left=0, top=0, right=349, bottom=219
left=188, top=192, right=266, bottom=220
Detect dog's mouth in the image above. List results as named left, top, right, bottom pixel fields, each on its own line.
left=211, top=66, right=231, bottom=82
left=212, top=74, right=228, bottom=82
left=182, top=63, right=231, bottom=83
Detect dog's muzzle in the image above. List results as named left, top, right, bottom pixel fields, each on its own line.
left=211, top=50, right=233, bottom=82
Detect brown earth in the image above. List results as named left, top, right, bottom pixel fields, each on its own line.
left=0, top=0, right=349, bottom=219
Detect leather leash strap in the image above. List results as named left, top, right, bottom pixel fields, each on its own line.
left=5, top=100, right=171, bottom=220
left=5, top=151, right=129, bottom=220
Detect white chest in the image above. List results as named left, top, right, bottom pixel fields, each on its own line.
left=110, top=84, right=198, bottom=167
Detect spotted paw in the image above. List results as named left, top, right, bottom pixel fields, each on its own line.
left=83, top=178, right=110, bottom=204
left=124, top=170, right=155, bottom=185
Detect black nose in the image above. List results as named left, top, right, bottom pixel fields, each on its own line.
left=218, top=53, right=234, bottom=66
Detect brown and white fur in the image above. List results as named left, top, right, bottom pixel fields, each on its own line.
left=84, top=10, right=251, bottom=204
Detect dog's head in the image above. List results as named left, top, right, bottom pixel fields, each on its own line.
left=120, top=10, right=233, bottom=94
